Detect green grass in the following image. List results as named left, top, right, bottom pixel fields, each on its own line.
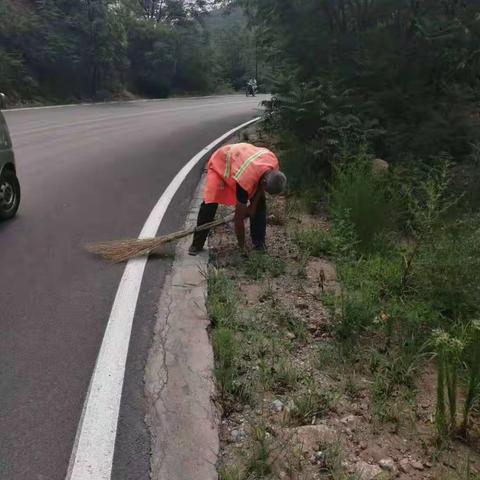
left=271, top=305, right=307, bottom=341
left=343, top=374, right=362, bottom=400
left=293, top=226, right=334, bottom=257
left=246, top=425, right=273, bottom=478
left=244, top=252, right=286, bottom=280
left=218, top=465, right=243, bottom=480
left=329, top=156, right=398, bottom=253
left=289, top=384, right=332, bottom=426
left=212, top=327, right=239, bottom=396
left=318, top=441, right=362, bottom=480
left=207, top=268, right=238, bottom=328
left=272, top=357, right=301, bottom=392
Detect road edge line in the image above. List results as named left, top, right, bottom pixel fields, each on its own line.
left=65, top=116, right=261, bottom=480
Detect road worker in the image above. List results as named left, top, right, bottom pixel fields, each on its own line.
left=189, top=143, right=287, bottom=256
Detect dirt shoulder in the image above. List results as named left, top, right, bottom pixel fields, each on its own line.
left=207, top=192, right=480, bottom=480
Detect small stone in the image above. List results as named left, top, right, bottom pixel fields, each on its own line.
left=354, top=461, right=383, bottom=480
left=271, top=399, right=284, bottom=412
left=341, top=414, right=358, bottom=425
left=399, top=458, right=410, bottom=473
left=411, top=460, right=424, bottom=471
left=360, top=441, right=368, bottom=450
left=379, top=458, right=397, bottom=475
left=286, top=331, right=296, bottom=340
left=231, top=429, right=246, bottom=443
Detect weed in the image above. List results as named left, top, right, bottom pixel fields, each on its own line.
left=321, top=291, right=336, bottom=309
left=232, top=377, right=256, bottom=407
left=293, top=226, right=334, bottom=257
left=246, top=425, right=272, bottom=478
left=213, top=327, right=239, bottom=397
left=329, top=152, right=398, bottom=252
left=369, top=349, right=418, bottom=425
left=294, top=253, right=309, bottom=279
left=258, top=358, right=274, bottom=391
left=285, top=197, right=302, bottom=221
left=316, top=342, right=344, bottom=371
left=244, top=252, right=286, bottom=280
left=272, top=357, right=301, bottom=392
left=343, top=374, right=362, bottom=400
left=218, top=464, right=243, bottom=480
left=259, top=282, right=276, bottom=304
left=445, top=455, right=480, bottom=480
left=207, top=268, right=238, bottom=328
left=318, top=441, right=361, bottom=479
left=432, top=329, right=465, bottom=438
left=289, top=384, right=332, bottom=426
left=272, top=306, right=307, bottom=341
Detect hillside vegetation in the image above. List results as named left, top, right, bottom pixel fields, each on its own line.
left=0, top=1, right=263, bottom=103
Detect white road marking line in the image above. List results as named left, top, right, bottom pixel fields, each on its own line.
left=65, top=116, right=261, bottom=480
left=8, top=100, right=259, bottom=138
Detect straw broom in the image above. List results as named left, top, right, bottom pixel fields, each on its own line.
left=86, top=213, right=234, bottom=263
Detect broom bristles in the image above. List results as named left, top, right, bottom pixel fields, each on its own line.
left=86, top=213, right=234, bottom=263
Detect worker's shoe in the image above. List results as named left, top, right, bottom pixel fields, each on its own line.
left=188, top=244, right=203, bottom=256
left=253, top=243, right=267, bottom=253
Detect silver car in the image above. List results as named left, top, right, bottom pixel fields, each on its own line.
left=0, top=93, right=20, bottom=220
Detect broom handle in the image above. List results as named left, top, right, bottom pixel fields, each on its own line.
left=155, top=212, right=235, bottom=244
left=193, top=212, right=235, bottom=234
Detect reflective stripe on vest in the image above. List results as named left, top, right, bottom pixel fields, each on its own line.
left=233, top=149, right=269, bottom=181
left=224, top=147, right=233, bottom=178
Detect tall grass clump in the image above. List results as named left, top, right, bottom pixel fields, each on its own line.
left=329, top=149, right=398, bottom=252
left=207, top=269, right=241, bottom=398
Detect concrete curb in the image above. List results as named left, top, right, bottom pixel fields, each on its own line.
left=145, top=174, right=219, bottom=480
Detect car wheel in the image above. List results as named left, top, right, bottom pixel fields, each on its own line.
left=0, top=170, right=21, bottom=220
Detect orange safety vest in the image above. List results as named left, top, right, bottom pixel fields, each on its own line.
left=204, top=143, right=279, bottom=206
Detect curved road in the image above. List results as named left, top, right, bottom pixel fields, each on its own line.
left=0, top=95, right=263, bottom=480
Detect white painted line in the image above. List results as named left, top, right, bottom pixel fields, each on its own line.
left=65, top=116, right=261, bottom=480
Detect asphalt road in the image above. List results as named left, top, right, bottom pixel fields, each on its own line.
left=0, top=95, right=263, bottom=480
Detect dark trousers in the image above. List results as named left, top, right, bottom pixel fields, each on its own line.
left=191, top=194, right=267, bottom=250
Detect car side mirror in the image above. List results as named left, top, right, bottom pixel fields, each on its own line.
left=0, top=93, right=6, bottom=109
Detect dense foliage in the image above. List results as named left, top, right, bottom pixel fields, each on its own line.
left=0, top=1, right=260, bottom=102
left=240, top=0, right=480, bottom=170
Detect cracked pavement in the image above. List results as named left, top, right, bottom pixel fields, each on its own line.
left=145, top=179, right=219, bottom=480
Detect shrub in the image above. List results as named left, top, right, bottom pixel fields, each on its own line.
left=329, top=151, right=398, bottom=252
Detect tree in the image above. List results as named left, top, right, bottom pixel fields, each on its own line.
left=238, top=0, right=480, bottom=164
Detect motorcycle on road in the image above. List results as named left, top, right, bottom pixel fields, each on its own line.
left=246, top=84, right=257, bottom=97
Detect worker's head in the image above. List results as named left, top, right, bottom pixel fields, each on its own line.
left=263, top=170, right=287, bottom=195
